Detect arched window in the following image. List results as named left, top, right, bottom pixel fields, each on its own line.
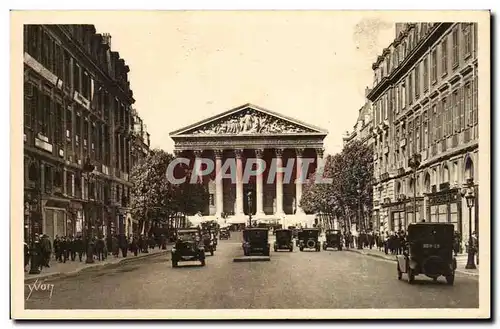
left=424, top=172, right=431, bottom=193
left=442, top=165, right=450, bottom=183
left=465, top=156, right=474, bottom=181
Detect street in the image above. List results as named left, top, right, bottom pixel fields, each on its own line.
left=25, top=232, right=479, bottom=309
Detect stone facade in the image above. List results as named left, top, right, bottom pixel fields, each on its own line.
left=23, top=25, right=144, bottom=242
left=170, top=103, right=327, bottom=226
left=366, top=23, right=479, bottom=250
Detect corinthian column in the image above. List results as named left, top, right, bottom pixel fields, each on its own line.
left=214, top=149, right=224, bottom=219
left=193, top=150, right=203, bottom=184
left=255, top=148, right=265, bottom=217
left=235, top=149, right=244, bottom=217
left=295, top=148, right=305, bottom=214
left=275, top=148, right=284, bottom=217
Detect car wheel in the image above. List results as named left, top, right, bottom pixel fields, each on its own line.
left=397, top=264, right=402, bottom=280
left=407, top=268, right=415, bottom=284
left=445, top=273, right=455, bottom=285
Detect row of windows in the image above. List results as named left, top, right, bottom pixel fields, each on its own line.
left=24, top=25, right=134, bottom=130
left=24, top=82, right=134, bottom=173
left=374, top=78, right=478, bottom=174
left=374, top=23, right=474, bottom=87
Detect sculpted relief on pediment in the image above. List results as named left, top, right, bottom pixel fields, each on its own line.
left=186, top=109, right=317, bottom=135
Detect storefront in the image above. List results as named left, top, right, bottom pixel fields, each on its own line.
left=426, top=187, right=462, bottom=233
left=43, top=199, right=69, bottom=242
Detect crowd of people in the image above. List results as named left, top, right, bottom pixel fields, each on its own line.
left=24, top=232, right=171, bottom=273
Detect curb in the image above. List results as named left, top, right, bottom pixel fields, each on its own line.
left=24, top=249, right=170, bottom=284
left=346, top=249, right=479, bottom=277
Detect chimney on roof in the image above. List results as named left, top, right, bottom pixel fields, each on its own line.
left=102, top=33, right=112, bottom=47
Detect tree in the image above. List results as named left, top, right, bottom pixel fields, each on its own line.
left=129, top=149, right=209, bottom=234
left=299, top=140, right=373, bottom=231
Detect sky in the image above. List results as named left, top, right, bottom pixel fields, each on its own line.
left=94, top=11, right=395, bottom=156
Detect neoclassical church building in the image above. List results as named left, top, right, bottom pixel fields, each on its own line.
left=169, top=103, right=328, bottom=226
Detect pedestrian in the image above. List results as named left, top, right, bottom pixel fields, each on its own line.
left=60, top=236, right=68, bottom=263
left=40, top=234, right=52, bottom=267
left=53, top=235, right=61, bottom=262
left=131, top=236, right=139, bottom=256
left=119, top=234, right=128, bottom=257
left=24, top=241, right=29, bottom=270
left=453, top=231, right=461, bottom=256
left=96, top=236, right=105, bottom=261
left=75, top=235, right=84, bottom=261
left=69, top=235, right=76, bottom=261
left=384, top=231, right=389, bottom=254
left=111, top=235, right=119, bottom=257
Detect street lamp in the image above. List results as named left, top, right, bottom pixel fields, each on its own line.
left=461, top=177, right=477, bottom=270
left=408, top=153, right=422, bottom=224
left=83, top=157, right=95, bottom=264
left=356, top=182, right=363, bottom=250
left=247, top=191, right=253, bottom=228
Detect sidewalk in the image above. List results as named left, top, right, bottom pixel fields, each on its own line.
left=24, top=246, right=172, bottom=283
left=346, top=247, right=479, bottom=277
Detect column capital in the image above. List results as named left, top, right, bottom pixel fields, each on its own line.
left=295, top=148, right=305, bottom=157
left=234, top=149, right=244, bottom=159
left=275, top=148, right=284, bottom=157
left=193, top=150, right=203, bottom=158
left=316, top=148, right=324, bottom=159
left=214, top=149, right=224, bottom=159
left=255, top=148, right=264, bottom=159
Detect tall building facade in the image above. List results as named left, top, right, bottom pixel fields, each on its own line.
left=367, top=22, right=479, bottom=250
left=23, top=25, right=140, bottom=242
left=131, top=110, right=151, bottom=169
left=342, top=93, right=374, bottom=148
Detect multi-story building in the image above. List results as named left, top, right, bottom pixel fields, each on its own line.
left=23, top=25, right=139, bottom=243
left=131, top=110, right=151, bottom=169
left=367, top=23, right=478, bottom=250
left=342, top=92, right=374, bottom=148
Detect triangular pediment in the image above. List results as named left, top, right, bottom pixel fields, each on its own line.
left=170, top=103, right=328, bottom=137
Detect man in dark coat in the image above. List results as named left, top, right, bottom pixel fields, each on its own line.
left=53, top=235, right=61, bottom=262
left=68, top=235, right=76, bottom=261
left=40, top=234, right=52, bottom=267
left=96, top=237, right=105, bottom=261
left=59, top=236, right=68, bottom=263
left=131, top=236, right=139, bottom=256
left=119, top=234, right=128, bottom=257
left=74, top=235, right=84, bottom=261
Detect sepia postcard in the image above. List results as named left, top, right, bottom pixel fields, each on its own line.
left=10, top=10, right=491, bottom=320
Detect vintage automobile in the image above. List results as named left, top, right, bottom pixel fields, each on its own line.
left=219, top=228, right=230, bottom=240
left=201, top=231, right=215, bottom=256
left=242, top=228, right=270, bottom=256
left=396, top=222, right=457, bottom=285
left=273, top=229, right=293, bottom=252
left=298, top=228, right=321, bottom=252
left=322, top=229, right=343, bottom=251
left=171, top=228, right=206, bottom=267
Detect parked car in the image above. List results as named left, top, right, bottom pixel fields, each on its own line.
left=396, top=222, right=457, bottom=285
left=298, top=228, right=321, bottom=252
left=171, top=228, right=206, bottom=267
left=242, top=228, right=270, bottom=256
left=273, top=229, right=293, bottom=252
left=322, top=229, right=343, bottom=251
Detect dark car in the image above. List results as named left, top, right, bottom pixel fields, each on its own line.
left=322, top=229, right=343, bottom=251
left=298, top=228, right=321, bottom=252
left=242, top=228, right=270, bottom=256
left=171, top=228, right=206, bottom=267
left=273, top=229, right=293, bottom=252
left=219, top=228, right=230, bottom=240
left=396, top=223, right=457, bottom=285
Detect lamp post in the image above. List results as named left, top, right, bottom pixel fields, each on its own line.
left=247, top=191, right=253, bottom=228
left=83, top=157, right=95, bottom=264
left=356, top=182, right=363, bottom=250
left=408, top=153, right=422, bottom=223
left=461, top=177, right=477, bottom=270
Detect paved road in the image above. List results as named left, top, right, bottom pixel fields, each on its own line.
left=25, top=232, right=479, bottom=309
